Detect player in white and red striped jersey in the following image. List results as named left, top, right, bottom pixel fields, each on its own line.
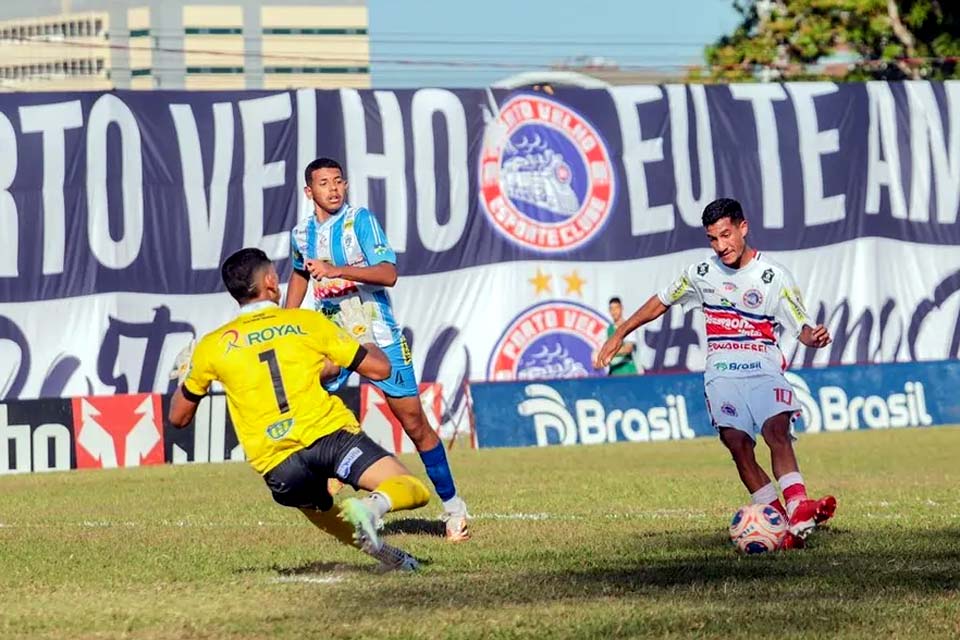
left=595, top=198, right=836, bottom=549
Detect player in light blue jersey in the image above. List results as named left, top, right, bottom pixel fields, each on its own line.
left=285, top=157, right=469, bottom=542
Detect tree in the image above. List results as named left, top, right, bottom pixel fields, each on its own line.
left=692, top=0, right=960, bottom=82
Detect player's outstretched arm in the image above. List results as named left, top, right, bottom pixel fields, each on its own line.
left=284, top=269, right=310, bottom=308
left=594, top=295, right=669, bottom=368
left=168, top=386, right=201, bottom=429
left=799, top=324, right=832, bottom=349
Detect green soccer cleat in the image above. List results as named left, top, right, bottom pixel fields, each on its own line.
left=339, top=497, right=381, bottom=554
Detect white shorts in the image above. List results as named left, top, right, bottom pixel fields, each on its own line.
left=704, top=373, right=801, bottom=440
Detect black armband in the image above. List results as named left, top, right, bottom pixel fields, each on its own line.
left=180, top=384, right=205, bottom=403
left=346, top=345, right=368, bottom=372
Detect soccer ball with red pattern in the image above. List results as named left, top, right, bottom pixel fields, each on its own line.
left=729, top=504, right=787, bottom=554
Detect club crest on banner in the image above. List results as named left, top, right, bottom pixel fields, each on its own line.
left=479, top=94, right=615, bottom=252
left=488, top=301, right=607, bottom=381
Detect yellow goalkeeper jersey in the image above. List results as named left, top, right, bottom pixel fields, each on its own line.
left=183, top=301, right=364, bottom=474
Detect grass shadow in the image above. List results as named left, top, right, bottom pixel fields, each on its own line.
left=382, top=517, right=446, bottom=537
left=363, top=526, right=960, bottom=609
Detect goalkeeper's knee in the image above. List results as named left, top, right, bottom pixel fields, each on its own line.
left=374, top=475, right=430, bottom=512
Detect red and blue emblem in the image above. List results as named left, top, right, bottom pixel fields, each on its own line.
left=479, top=95, right=615, bottom=253
left=488, top=301, right=608, bottom=381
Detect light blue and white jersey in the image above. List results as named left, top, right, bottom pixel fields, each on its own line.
left=290, top=203, right=401, bottom=348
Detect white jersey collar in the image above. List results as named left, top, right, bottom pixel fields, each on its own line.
left=315, top=202, right=351, bottom=225
left=238, top=300, right=278, bottom=316
left=715, top=249, right=763, bottom=274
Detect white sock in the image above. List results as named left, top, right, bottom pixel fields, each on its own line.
left=363, top=492, right=392, bottom=519
left=750, top=483, right=779, bottom=506
left=777, top=471, right=806, bottom=516
left=441, top=495, right=465, bottom=515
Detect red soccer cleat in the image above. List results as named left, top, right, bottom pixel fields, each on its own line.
left=814, top=495, right=837, bottom=525
left=779, top=531, right=805, bottom=551
left=787, top=499, right=819, bottom=539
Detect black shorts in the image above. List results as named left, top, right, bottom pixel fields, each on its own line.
left=262, top=429, right=390, bottom=512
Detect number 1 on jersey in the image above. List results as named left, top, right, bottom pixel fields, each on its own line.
left=258, top=349, right=290, bottom=413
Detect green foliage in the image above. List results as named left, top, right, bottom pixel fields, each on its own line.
left=1, top=428, right=960, bottom=638
left=696, top=0, right=960, bottom=82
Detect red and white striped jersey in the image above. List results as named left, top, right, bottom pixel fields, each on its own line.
left=657, top=252, right=812, bottom=383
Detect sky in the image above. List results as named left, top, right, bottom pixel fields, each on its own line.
left=367, top=0, right=742, bottom=88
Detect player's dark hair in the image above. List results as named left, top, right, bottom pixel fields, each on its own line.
left=304, top=157, right=344, bottom=185
left=609, top=297, right=622, bottom=305
left=701, top=198, right=745, bottom=227
left=221, top=248, right=272, bottom=304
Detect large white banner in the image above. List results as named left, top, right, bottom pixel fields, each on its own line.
left=3, top=239, right=958, bottom=426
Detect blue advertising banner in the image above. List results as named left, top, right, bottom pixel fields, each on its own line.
left=470, top=361, right=960, bottom=448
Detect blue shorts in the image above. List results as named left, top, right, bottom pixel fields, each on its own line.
left=324, top=339, right=418, bottom=398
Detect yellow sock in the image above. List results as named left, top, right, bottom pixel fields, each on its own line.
left=299, top=506, right=358, bottom=548
left=374, top=475, right=430, bottom=512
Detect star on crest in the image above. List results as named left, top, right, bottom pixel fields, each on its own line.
left=563, top=270, right=586, bottom=296
left=529, top=268, right=552, bottom=295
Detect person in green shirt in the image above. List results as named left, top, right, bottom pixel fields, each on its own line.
left=606, top=297, right=638, bottom=376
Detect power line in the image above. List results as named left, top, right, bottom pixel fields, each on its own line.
left=3, top=35, right=957, bottom=76
left=75, top=27, right=712, bottom=46
left=4, top=36, right=700, bottom=70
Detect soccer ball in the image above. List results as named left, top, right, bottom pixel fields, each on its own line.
left=729, top=504, right=787, bottom=554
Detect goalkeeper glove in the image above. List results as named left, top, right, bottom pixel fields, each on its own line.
left=169, top=339, right=195, bottom=386
left=338, top=298, right=376, bottom=345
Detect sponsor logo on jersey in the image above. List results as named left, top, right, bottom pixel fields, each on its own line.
left=708, top=342, right=768, bottom=353
left=246, top=324, right=307, bottom=345
left=782, top=287, right=808, bottom=323
left=742, top=289, right=764, bottom=308
left=220, top=329, right=241, bottom=354
left=265, top=418, right=294, bottom=441
left=488, top=301, right=607, bottom=381
left=479, top=94, right=615, bottom=252
left=705, top=310, right=777, bottom=341
left=761, top=268, right=775, bottom=284
left=722, top=281, right=737, bottom=292
left=713, top=361, right=762, bottom=372
left=696, top=263, right=709, bottom=276
left=666, top=275, right=691, bottom=303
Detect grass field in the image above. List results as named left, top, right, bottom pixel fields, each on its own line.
left=2, top=427, right=959, bottom=639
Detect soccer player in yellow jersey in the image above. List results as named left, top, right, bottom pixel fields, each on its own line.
left=168, top=248, right=431, bottom=571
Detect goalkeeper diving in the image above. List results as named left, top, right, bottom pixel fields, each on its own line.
left=168, top=248, right=429, bottom=571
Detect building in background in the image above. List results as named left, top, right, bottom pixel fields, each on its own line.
left=0, top=0, right=369, bottom=91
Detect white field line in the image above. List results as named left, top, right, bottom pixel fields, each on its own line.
left=0, top=510, right=719, bottom=528
left=270, top=575, right=345, bottom=585
left=0, top=504, right=956, bottom=529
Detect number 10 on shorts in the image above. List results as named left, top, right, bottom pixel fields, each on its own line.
left=774, top=388, right=793, bottom=405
